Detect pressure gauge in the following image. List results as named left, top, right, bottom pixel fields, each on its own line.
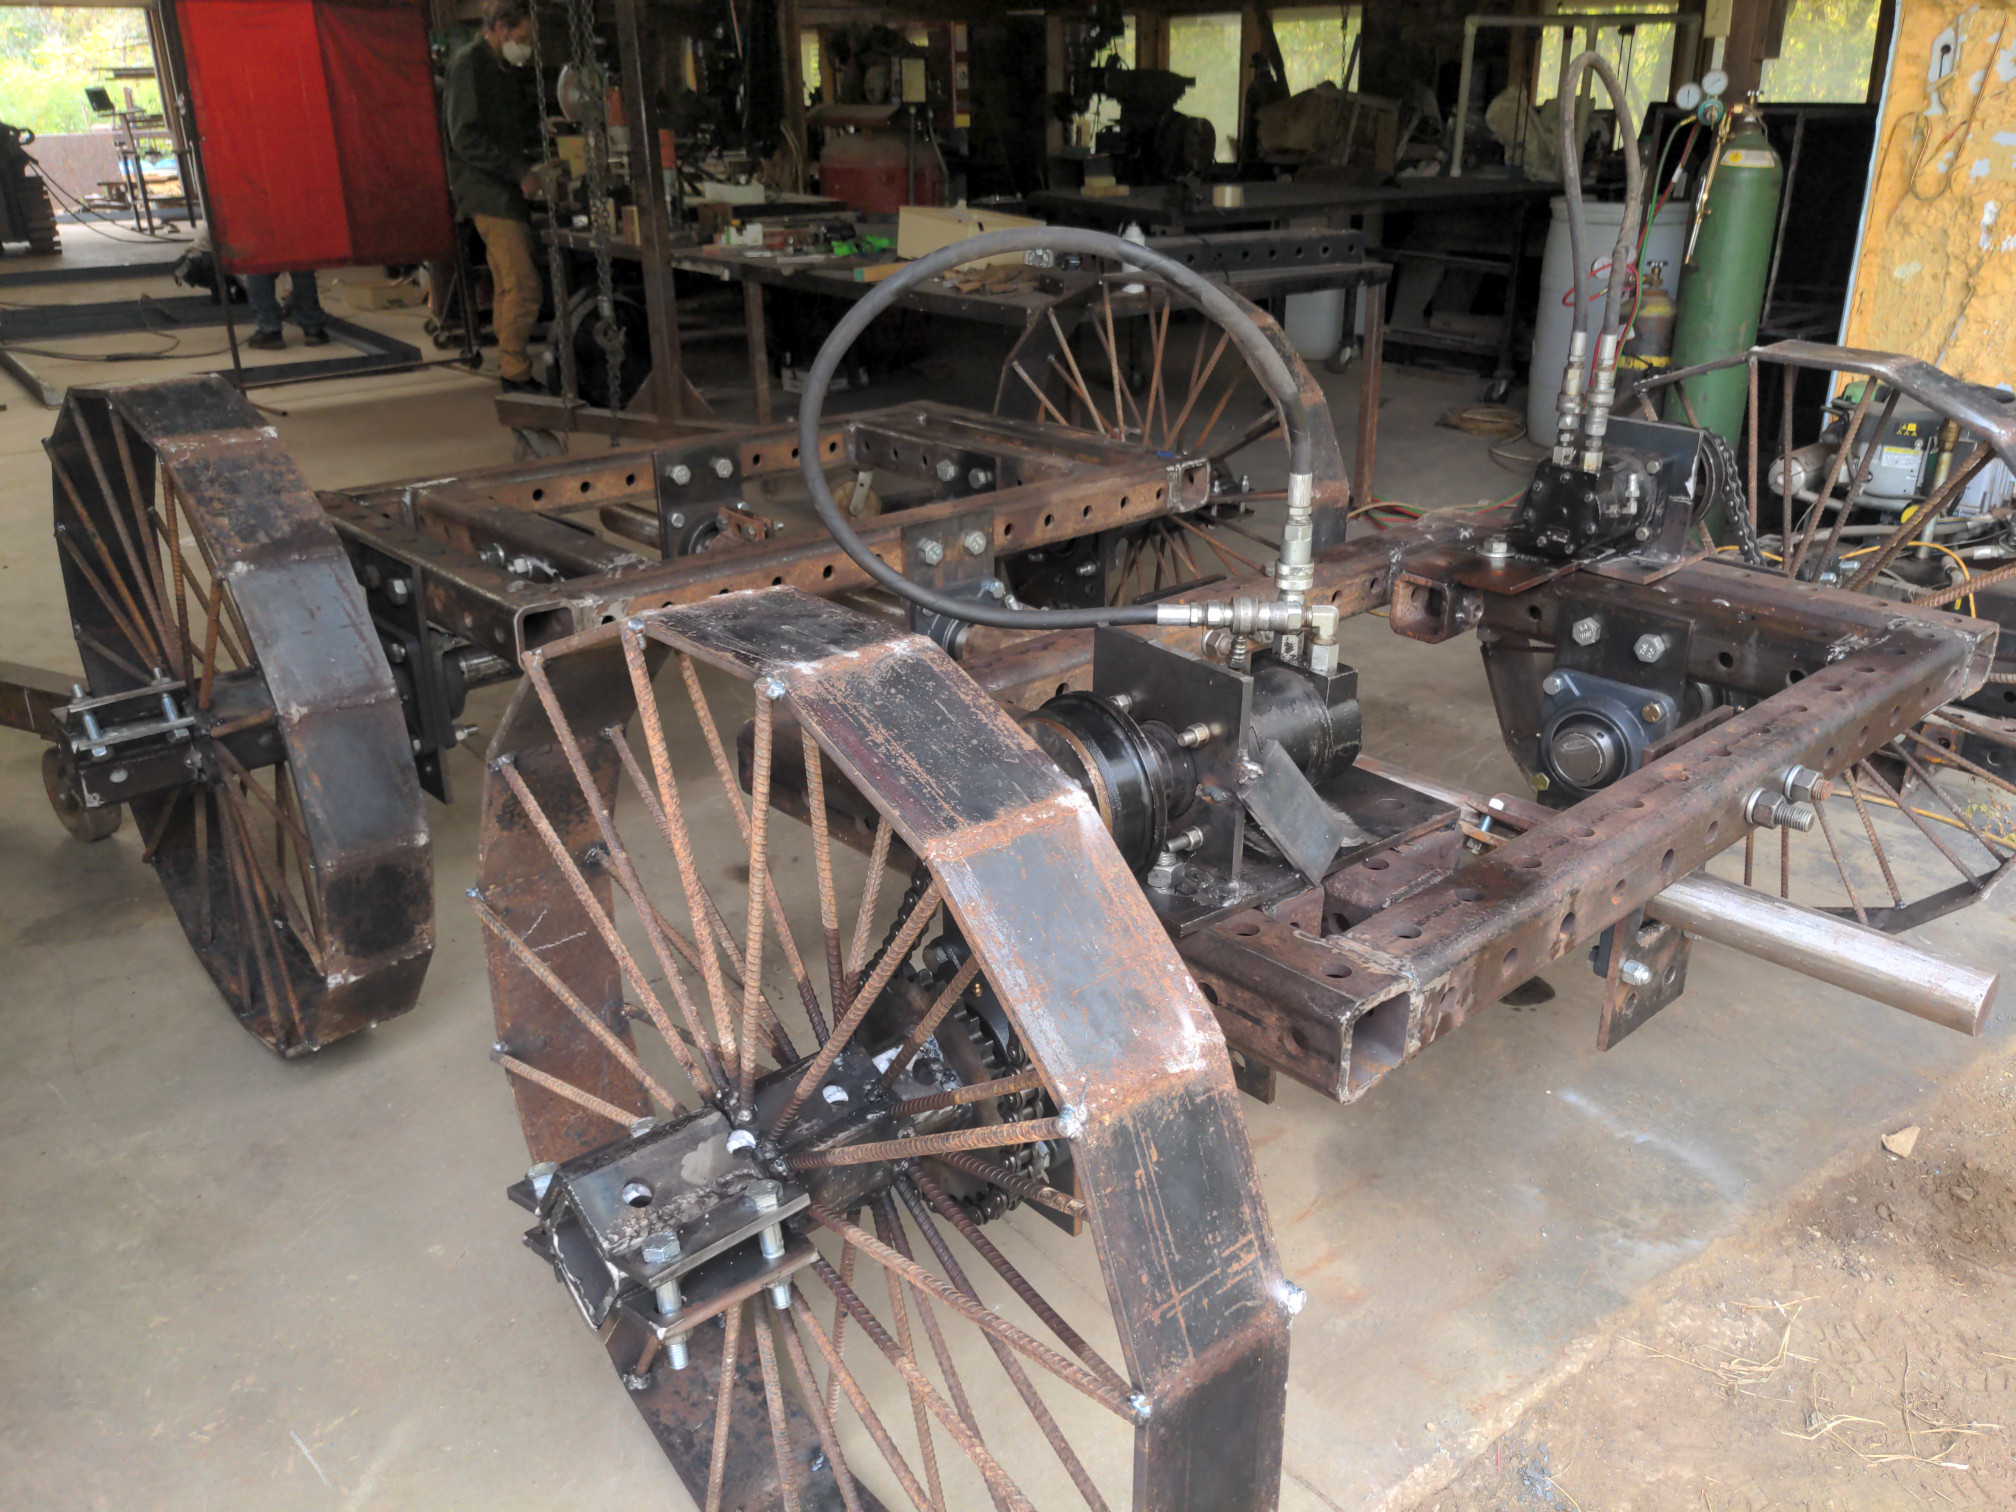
left=1702, top=68, right=1729, bottom=98
left=1675, top=81, right=1704, bottom=111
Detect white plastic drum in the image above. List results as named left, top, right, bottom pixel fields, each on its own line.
left=1527, top=197, right=1689, bottom=442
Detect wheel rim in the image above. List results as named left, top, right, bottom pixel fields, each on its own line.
left=47, top=378, right=433, bottom=1054
left=476, top=589, right=1290, bottom=1510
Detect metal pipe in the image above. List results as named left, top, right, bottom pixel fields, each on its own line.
left=1646, top=872, right=1995, bottom=1036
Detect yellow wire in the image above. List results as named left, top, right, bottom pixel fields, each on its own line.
left=1915, top=538, right=1978, bottom=617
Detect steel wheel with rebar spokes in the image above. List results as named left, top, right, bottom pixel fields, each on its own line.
left=476, top=588, right=1290, bottom=1512
left=995, top=281, right=1349, bottom=609
left=1620, top=344, right=2016, bottom=929
left=46, top=378, right=433, bottom=1055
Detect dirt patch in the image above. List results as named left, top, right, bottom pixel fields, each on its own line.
left=1424, top=1053, right=2016, bottom=1512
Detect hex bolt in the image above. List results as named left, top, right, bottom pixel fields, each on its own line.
left=1746, top=790, right=1819, bottom=833
left=643, top=1230, right=684, bottom=1317
left=1641, top=702, right=1665, bottom=723
left=666, top=1335, right=691, bottom=1372
left=1633, top=633, right=1670, bottom=663
left=1107, top=692, right=1136, bottom=712
left=1480, top=535, right=1512, bottom=565
left=666, top=511, right=686, bottom=530
left=386, top=578, right=411, bottom=605
left=758, top=677, right=787, bottom=701
left=1619, top=959, right=1654, bottom=988
left=725, top=1129, right=757, bottom=1154
left=1570, top=616, right=1602, bottom=646
left=668, top=463, right=692, bottom=485
left=968, top=468, right=993, bottom=489
left=1780, top=801, right=1818, bottom=833
left=385, top=641, right=408, bottom=664
left=527, top=1161, right=558, bottom=1201
left=712, top=457, right=734, bottom=479
left=1541, top=672, right=1567, bottom=696
left=1780, top=764, right=1832, bottom=804
left=1075, top=559, right=1100, bottom=577
left=916, top=538, right=945, bottom=567
left=962, top=530, right=989, bottom=557
left=935, top=458, right=959, bottom=483
left=1175, top=722, right=1215, bottom=749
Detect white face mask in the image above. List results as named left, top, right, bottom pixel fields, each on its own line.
left=502, top=38, right=533, bottom=67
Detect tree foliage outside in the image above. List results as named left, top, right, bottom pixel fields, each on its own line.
left=0, top=8, right=159, bottom=136
left=1760, top=0, right=1880, bottom=103
left=1535, top=0, right=1681, bottom=138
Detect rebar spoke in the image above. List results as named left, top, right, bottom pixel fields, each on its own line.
left=824, top=1219, right=861, bottom=1433
left=1843, top=446, right=1992, bottom=592
left=847, top=817, right=896, bottom=991
left=675, top=654, right=830, bottom=1054
left=807, top=1261, right=1040, bottom=1512
left=105, top=416, right=181, bottom=675
left=1856, top=760, right=1982, bottom=885
left=704, top=1302, right=745, bottom=1512
left=736, top=689, right=778, bottom=1109
left=55, top=531, right=161, bottom=674
left=900, top=1179, right=1113, bottom=1512
left=1045, top=310, right=1110, bottom=438
left=772, top=1296, right=867, bottom=1512
left=794, top=1287, right=936, bottom=1512
left=140, top=786, right=185, bottom=863
left=520, top=661, right=722, bottom=1096
left=873, top=1200, right=947, bottom=1512
left=1097, top=284, right=1138, bottom=437
left=217, top=779, right=321, bottom=974
left=804, top=729, right=843, bottom=1042
left=1166, top=328, right=1231, bottom=452
left=912, top=1169, right=1122, bottom=1390
left=889, top=1068, right=1046, bottom=1118
left=931, top=1151, right=1089, bottom=1222
left=468, top=891, right=683, bottom=1114
left=618, top=627, right=743, bottom=1087
left=772, top=881, right=943, bottom=1136
left=1785, top=378, right=1875, bottom=579
left=196, top=574, right=225, bottom=711
left=1899, top=739, right=2016, bottom=851
left=1818, top=387, right=1899, bottom=564
left=1143, top=293, right=1171, bottom=446
left=1842, top=766, right=1906, bottom=905
left=491, top=1049, right=643, bottom=1127
left=752, top=1297, right=806, bottom=1512
left=495, top=757, right=714, bottom=1098
left=807, top=1203, right=1137, bottom=1421
left=1811, top=798, right=1867, bottom=924
left=789, top=1118, right=1066, bottom=1171
left=51, top=452, right=168, bottom=668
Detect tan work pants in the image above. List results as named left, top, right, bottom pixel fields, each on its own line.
left=472, top=212, right=539, bottom=381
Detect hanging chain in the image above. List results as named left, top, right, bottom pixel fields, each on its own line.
left=527, top=3, right=578, bottom=415
left=566, top=0, right=624, bottom=442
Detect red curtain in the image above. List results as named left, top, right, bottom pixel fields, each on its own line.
left=176, top=0, right=453, bottom=274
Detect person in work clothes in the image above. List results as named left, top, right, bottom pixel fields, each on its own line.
left=245, top=271, right=329, bottom=349
left=445, top=0, right=545, bottom=393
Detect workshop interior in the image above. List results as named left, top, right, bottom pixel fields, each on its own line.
left=1, top=0, right=2013, bottom=1507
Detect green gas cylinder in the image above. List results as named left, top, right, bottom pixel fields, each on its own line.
left=1664, top=106, right=1782, bottom=443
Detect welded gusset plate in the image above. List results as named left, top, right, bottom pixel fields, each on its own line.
left=46, top=377, right=431, bottom=1054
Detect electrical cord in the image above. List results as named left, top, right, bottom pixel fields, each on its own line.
left=798, top=226, right=1313, bottom=631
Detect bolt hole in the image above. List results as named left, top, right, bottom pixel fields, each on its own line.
left=1659, top=848, right=1675, bottom=877
left=1232, top=920, right=1261, bottom=937
left=1455, top=886, right=1484, bottom=902
left=1716, top=650, right=1734, bottom=670
left=1365, top=856, right=1391, bottom=871
left=1503, top=947, right=1520, bottom=974
left=1393, top=924, right=1423, bottom=940
left=1322, top=962, right=1352, bottom=979
left=622, top=1182, right=653, bottom=1208
left=1557, top=911, right=1577, bottom=943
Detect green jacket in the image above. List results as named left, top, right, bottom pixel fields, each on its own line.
left=444, top=37, right=540, bottom=222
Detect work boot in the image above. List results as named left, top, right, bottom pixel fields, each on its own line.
left=301, top=328, right=331, bottom=347
left=246, top=329, right=286, bottom=351
left=500, top=375, right=541, bottom=395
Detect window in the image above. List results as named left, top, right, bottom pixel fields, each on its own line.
left=1085, top=14, right=1139, bottom=139
left=1760, top=0, right=1880, bottom=103
left=1273, top=6, right=1363, bottom=95
left=1535, top=0, right=1681, bottom=139
left=1169, top=12, right=1243, bottom=161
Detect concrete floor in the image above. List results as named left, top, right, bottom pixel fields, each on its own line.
left=1, top=249, right=2011, bottom=1511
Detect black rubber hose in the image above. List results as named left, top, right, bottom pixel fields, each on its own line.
left=1557, top=50, right=1645, bottom=343
left=797, top=226, right=1314, bottom=631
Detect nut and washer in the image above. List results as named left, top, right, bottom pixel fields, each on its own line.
left=1570, top=616, right=1602, bottom=646
left=1780, top=764, right=1832, bottom=804
left=968, top=468, right=993, bottom=489
left=916, top=538, right=945, bottom=567
left=1633, top=633, right=1670, bottom=663
left=1618, top=959, right=1654, bottom=988
left=1480, top=535, right=1512, bottom=564
left=962, top=530, right=989, bottom=557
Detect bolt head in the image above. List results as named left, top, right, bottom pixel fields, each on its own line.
left=935, top=459, right=959, bottom=483
left=1619, top=959, right=1654, bottom=988
left=712, top=457, right=734, bottom=478
left=968, top=468, right=992, bottom=489
left=917, top=538, right=945, bottom=567
left=962, top=530, right=989, bottom=557
left=641, top=1230, right=682, bottom=1265
left=1570, top=616, right=1602, bottom=646
left=1641, top=701, right=1665, bottom=723
left=725, top=1129, right=757, bottom=1154
left=748, top=1179, right=782, bottom=1212
left=1481, top=534, right=1511, bottom=561
left=1633, top=633, right=1668, bottom=663
left=1542, top=672, right=1566, bottom=695
left=669, top=463, right=692, bottom=485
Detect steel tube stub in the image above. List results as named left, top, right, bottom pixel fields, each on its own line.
left=1647, top=874, right=1996, bottom=1036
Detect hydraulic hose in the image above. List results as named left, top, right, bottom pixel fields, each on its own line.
left=1558, top=50, right=1645, bottom=343
left=797, top=226, right=1315, bottom=631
